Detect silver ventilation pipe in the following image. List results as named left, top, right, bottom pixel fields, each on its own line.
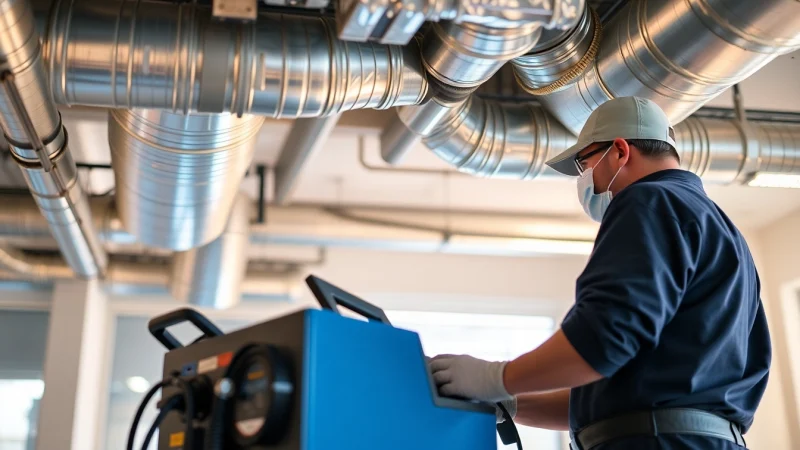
left=40, top=0, right=427, bottom=116
left=170, top=193, right=251, bottom=309
left=419, top=0, right=585, bottom=90
left=394, top=96, right=576, bottom=179
left=0, top=0, right=106, bottom=277
left=513, top=0, right=800, bottom=134
left=108, top=110, right=264, bottom=251
left=379, top=0, right=584, bottom=164
left=400, top=95, right=800, bottom=183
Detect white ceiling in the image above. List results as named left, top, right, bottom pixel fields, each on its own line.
left=55, top=51, right=800, bottom=234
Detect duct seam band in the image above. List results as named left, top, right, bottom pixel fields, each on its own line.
left=515, top=7, right=602, bottom=96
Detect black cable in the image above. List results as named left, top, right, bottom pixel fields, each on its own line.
left=140, top=395, right=182, bottom=450
left=174, top=378, right=196, bottom=450
left=127, top=379, right=170, bottom=450
left=497, top=402, right=523, bottom=450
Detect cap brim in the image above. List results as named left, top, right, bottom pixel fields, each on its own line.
left=545, top=140, right=590, bottom=177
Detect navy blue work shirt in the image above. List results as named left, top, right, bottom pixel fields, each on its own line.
left=561, top=169, right=770, bottom=449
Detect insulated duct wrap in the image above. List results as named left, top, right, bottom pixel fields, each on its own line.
left=43, top=0, right=427, bottom=116
left=170, top=193, right=250, bottom=309
left=515, top=0, right=800, bottom=134
left=0, top=0, right=106, bottom=277
left=108, top=110, right=264, bottom=250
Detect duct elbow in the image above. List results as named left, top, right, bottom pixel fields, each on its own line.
left=415, top=96, right=576, bottom=179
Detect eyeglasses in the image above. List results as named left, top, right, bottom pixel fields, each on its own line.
left=574, top=145, right=612, bottom=175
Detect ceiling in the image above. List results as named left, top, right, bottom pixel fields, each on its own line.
left=10, top=51, right=800, bottom=236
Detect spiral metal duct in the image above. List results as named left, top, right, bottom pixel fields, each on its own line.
left=170, top=193, right=251, bottom=309
left=41, top=0, right=427, bottom=116
left=515, top=0, right=800, bottom=134
left=108, top=110, right=264, bottom=250
left=0, top=0, right=106, bottom=277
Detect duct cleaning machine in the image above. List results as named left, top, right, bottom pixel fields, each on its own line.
left=128, top=275, right=521, bottom=450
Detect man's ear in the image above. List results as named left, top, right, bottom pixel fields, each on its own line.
left=612, top=138, right=630, bottom=166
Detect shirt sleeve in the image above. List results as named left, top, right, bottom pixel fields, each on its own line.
left=561, top=197, right=698, bottom=377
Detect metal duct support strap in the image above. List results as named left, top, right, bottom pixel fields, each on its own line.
left=516, top=0, right=800, bottom=134
left=108, top=109, right=264, bottom=251
left=42, top=0, right=428, bottom=116
left=170, top=193, right=251, bottom=309
left=0, top=0, right=106, bottom=278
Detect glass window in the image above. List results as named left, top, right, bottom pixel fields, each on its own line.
left=105, top=315, right=251, bottom=450
left=0, top=310, right=50, bottom=450
left=387, top=310, right=561, bottom=450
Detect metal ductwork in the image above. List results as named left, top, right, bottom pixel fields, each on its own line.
left=170, top=193, right=251, bottom=309
left=392, top=96, right=576, bottom=179
left=514, top=0, right=800, bottom=134
left=40, top=0, right=427, bottom=116
left=420, top=0, right=584, bottom=91
left=0, top=0, right=106, bottom=277
left=108, top=109, right=264, bottom=250
left=394, top=95, right=800, bottom=183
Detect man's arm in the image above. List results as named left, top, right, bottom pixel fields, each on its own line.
left=513, top=389, right=571, bottom=431
left=504, top=329, right=602, bottom=395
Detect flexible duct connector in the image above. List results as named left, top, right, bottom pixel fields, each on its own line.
left=170, top=193, right=250, bottom=309
left=401, top=96, right=576, bottom=179
left=108, top=110, right=264, bottom=250
left=42, top=0, right=427, bottom=116
left=0, top=0, right=106, bottom=277
left=519, top=0, right=800, bottom=134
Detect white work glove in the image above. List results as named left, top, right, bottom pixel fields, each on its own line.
left=428, top=354, right=512, bottom=403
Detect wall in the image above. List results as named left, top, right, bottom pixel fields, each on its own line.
left=734, top=228, right=794, bottom=450
left=752, top=213, right=800, bottom=448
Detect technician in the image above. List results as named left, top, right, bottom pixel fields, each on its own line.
left=429, top=97, right=771, bottom=450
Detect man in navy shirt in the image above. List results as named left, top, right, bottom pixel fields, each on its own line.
left=429, top=97, right=770, bottom=449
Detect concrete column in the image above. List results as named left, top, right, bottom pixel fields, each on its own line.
left=36, top=280, right=112, bottom=450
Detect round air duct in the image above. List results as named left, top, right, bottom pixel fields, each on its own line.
left=108, top=109, right=264, bottom=250
left=170, top=193, right=251, bottom=309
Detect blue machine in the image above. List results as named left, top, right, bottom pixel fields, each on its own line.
left=148, top=275, right=500, bottom=450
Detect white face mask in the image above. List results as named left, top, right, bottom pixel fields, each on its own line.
left=576, top=146, right=622, bottom=223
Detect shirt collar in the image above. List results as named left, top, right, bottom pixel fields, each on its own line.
left=631, top=169, right=703, bottom=188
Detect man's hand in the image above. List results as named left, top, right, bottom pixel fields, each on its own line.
left=428, top=354, right=512, bottom=403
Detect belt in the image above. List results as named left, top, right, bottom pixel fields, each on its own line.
left=569, top=408, right=746, bottom=450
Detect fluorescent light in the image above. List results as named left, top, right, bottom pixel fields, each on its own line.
left=747, top=172, right=800, bottom=189
left=126, top=376, right=151, bottom=394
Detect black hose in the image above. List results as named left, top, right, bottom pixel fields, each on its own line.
left=127, top=379, right=170, bottom=450
left=141, top=395, right=182, bottom=450
left=497, top=402, right=523, bottom=450
left=174, top=378, right=196, bottom=450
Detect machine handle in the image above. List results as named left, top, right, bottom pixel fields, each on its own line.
left=148, top=308, right=224, bottom=350
left=305, top=275, right=392, bottom=325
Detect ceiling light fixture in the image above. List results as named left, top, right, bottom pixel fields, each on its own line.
left=125, top=376, right=151, bottom=394
left=747, top=172, right=800, bottom=189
